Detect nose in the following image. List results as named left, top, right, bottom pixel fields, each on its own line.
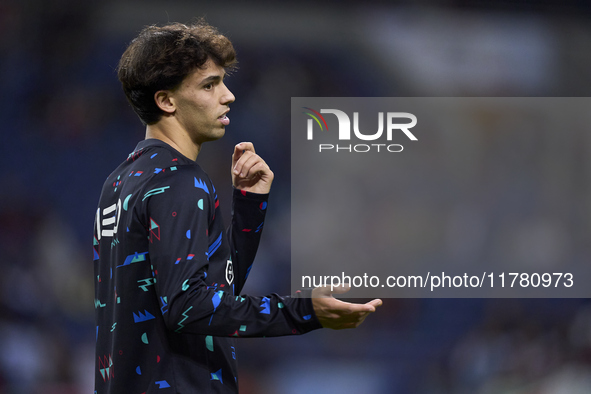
left=220, top=82, right=235, bottom=105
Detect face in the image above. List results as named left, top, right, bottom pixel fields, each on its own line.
left=169, top=59, right=235, bottom=144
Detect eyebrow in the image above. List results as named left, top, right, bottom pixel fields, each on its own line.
left=199, top=74, right=224, bottom=86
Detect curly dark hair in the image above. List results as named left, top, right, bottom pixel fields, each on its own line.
left=117, top=20, right=237, bottom=125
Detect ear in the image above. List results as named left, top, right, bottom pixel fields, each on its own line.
left=154, top=90, right=175, bottom=115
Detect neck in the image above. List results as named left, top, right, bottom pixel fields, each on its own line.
left=145, top=118, right=201, bottom=161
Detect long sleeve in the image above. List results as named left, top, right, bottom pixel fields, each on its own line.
left=95, top=140, right=321, bottom=393
left=227, top=188, right=268, bottom=295
left=143, top=167, right=321, bottom=338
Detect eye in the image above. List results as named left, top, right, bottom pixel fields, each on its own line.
left=204, top=83, right=213, bottom=90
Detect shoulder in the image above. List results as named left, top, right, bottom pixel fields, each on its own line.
left=129, top=141, right=211, bottom=191
left=144, top=165, right=210, bottom=192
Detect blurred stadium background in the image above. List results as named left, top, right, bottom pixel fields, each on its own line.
left=2, top=0, right=591, bottom=393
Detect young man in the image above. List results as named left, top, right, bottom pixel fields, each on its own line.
left=94, top=21, right=381, bottom=393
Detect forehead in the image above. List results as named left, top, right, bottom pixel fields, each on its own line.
left=184, top=59, right=226, bottom=84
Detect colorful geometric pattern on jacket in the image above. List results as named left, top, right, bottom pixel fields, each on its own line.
left=94, top=139, right=321, bottom=393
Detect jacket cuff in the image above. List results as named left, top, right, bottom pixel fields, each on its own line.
left=232, top=187, right=270, bottom=202
left=292, top=288, right=323, bottom=332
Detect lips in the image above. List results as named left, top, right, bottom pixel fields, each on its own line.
left=218, top=110, right=230, bottom=126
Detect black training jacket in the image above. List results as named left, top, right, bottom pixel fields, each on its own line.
left=94, top=139, right=321, bottom=393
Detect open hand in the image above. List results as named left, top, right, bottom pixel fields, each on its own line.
left=311, top=285, right=382, bottom=330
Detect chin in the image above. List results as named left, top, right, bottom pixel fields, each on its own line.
left=205, top=129, right=225, bottom=142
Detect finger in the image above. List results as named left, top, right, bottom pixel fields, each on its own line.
left=326, top=298, right=376, bottom=316
left=237, top=154, right=264, bottom=178
left=339, top=299, right=380, bottom=314
left=346, top=302, right=376, bottom=313
left=337, top=299, right=382, bottom=314
left=232, top=142, right=255, bottom=169
left=242, top=161, right=272, bottom=182
left=357, top=312, right=370, bottom=324
left=232, top=142, right=255, bottom=161
left=233, top=150, right=255, bottom=176
left=232, top=144, right=245, bottom=169
left=233, top=153, right=269, bottom=181
left=367, top=299, right=383, bottom=308
left=238, top=141, right=255, bottom=153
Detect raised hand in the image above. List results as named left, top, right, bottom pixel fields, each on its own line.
left=231, top=142, right=274, bottom=194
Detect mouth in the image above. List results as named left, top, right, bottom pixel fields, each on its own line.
left=218, top=110, right=230, bottom=126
